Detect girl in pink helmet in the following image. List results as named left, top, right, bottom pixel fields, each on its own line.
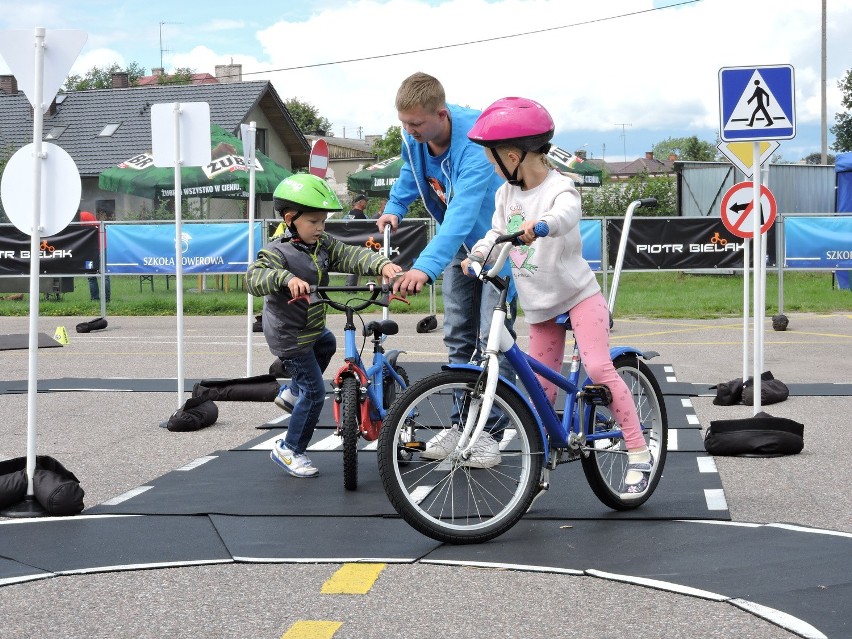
left=462, top=97, right=653, bottom=496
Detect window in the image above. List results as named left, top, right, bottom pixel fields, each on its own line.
left=256, top=128, right=268, bottom=155
left=98, top=123, right=121, bottom=137
left=45, top=125, right=67, bottom=140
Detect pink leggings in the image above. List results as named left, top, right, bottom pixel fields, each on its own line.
left=527, top=292, right=646, bottom=451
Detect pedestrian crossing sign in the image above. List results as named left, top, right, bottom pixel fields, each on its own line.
left=719, top=65, right=795, bottom=142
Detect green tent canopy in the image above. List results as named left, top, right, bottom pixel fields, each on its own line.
left=98, top=124, right=293, bottom=200
left=347, top=146, right=602, bottom=197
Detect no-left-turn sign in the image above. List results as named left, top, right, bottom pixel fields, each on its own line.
left=720, top=181, right=777, bottom=239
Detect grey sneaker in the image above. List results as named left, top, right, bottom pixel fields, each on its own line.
left=420, top=426, right=461, bottom=460
left=274, top=385, right=298, bottom=413
left=462, top=432, right=501, bottom=469
left=270, top=439, right=319, bottom=478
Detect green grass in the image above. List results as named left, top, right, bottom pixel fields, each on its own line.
left=1, top=271, right=850, bottom=318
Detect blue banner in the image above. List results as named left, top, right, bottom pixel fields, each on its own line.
left=105, top=222, right=263, bottom=274
left=784, top=217, right=852, bottom=269
left=580, top=219, right=602, bottom=271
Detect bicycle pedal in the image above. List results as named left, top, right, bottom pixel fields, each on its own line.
left=580, top=384, right=612, bottom=406
left=402, top=441, right=426, bottom=451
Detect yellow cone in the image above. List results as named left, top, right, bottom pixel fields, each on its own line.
left=53, top=326, right=69, bottom=345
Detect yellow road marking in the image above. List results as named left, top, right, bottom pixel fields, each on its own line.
left=281, top=621, right=342, bottom=639
left=321, top=563, right=386, bottom=594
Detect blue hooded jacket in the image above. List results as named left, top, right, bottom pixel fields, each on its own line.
left=384, top=104, right=507, bottom=281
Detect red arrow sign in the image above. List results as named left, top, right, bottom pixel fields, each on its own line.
left=720, top=182, right=777, bottom=239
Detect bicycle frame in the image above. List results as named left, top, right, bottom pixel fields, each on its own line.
left=332, top=308, right=406, bottom=441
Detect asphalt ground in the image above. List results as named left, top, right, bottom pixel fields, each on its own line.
left=0, top=310, right=851, bottom=638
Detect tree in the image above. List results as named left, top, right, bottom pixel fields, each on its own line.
left=64, top=62, right=146, bottom=91
left=284, top=98, right=333, bottom=136
left=155, top=67, right=194, bottom=85
left=803, top=152, right=835, bottom=165
left=831, top=68, right=852, bottom=152
left=371, top=125, right=402, bottom=160
left=582, top=173, right=676, bottom=217
left=652, top=136, right=719, bottom=162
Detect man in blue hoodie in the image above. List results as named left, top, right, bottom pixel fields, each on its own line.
left=377, top=72, right=516, bottom=466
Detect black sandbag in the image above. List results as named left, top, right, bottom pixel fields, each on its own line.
left=76, top=317, right=108, bottom=334
left=711, top=377, right=743, bottom=406
left=269, top=359, right=292, bottom=379
left=167, top=396, right=219, bottom=432
left=0, top=456, right=84, bottom=515
left=191, top=374, right=279, bottom=402
left=0, top=458, right=27, bottom=510
left=742, top=371, right=789, bottom=406
left=32, top=457, right=85, bottom=516
left=705, top=412, right=804, bottom=457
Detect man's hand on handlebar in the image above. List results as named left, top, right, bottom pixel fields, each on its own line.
left=393, top=268, right=429, bottom=295
left=376, top=214, right=399, bottom=234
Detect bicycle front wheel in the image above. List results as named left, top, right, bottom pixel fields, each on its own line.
left=580, top=353, right=668, bottom=509
left=377, top=369, right=544, bottom=545
left=340, top=376, right=360, bottom=491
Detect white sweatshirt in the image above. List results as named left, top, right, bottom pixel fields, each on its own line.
left=471, top=170, right=600, bottom=324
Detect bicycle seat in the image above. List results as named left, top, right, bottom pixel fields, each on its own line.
left=364, top=320, right=399, bottom=337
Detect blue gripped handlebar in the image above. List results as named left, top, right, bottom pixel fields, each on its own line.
left=468, top=222, right=551, bottom=277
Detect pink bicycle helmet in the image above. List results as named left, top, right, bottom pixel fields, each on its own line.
left=468, top=97, right=554, bottom=152
left=469, top=97, right=554, bottom=186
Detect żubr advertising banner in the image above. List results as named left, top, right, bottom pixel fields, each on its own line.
left=106, top=222, right=263, bottom=275
left=607, top=217, right=777, bottom=270
left=0, top=224, right=99, bottom=276
left=784, top=216, right=852, bottom=269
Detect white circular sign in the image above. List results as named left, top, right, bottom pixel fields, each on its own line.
left=1, top=142, right=82, bottom=237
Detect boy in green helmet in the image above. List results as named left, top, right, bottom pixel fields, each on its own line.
left=246, top=174, right=401, bottom=478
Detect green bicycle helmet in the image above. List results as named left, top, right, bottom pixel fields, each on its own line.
left=273, top=174, right=342, bottom=217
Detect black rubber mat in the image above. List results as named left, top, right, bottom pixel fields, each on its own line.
left=209, top=515, right=441, bottom=562
left=0, top=515, right=231, bottom=576
left=0, top=333, right=62, bottom=351
left=426, top=519, right=852, bottom=638
left=85, top=448, right=728, bottom=522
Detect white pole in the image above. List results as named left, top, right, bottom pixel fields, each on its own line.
left=173, top=103, right=185, bottom=408
left=24, top=28, right=47, bottom=500
left=98, top=219, right=106, bottom=318
left=742, top=238, right=750, bottom=382
left=752, top=142, right=762, bottom=414
left=246, top=121, right=257, bottom=377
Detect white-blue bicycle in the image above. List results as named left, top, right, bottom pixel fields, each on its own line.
left=377, top=198, right=668, bottom=544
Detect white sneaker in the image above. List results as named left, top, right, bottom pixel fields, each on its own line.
left=274, top=385, right=298, bottom=413
left=462, top=432, right=501, bottom=469
left=270, top=440, right=319, bottom=478
left=420, top=426, right=461, bottom=460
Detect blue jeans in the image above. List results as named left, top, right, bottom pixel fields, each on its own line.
left=280, top=328, right=336, bottom=455
left=88, top=276, right=110, bottom=302
left=442, top=250, right=517, bottom=432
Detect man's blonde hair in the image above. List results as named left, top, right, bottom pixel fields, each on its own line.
left=395, top=72, right=446, bottom=112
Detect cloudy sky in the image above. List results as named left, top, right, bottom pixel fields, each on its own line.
left=1, top=0, right=850, bottom=162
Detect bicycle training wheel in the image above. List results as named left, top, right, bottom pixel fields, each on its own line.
left=377, top=369, right=544, bottom=545
left=341, top=376, right=360, bottom=491
left=580, top=353, right=668, bottom=510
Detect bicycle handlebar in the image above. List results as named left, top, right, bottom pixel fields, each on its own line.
left=288, top=282, right=410, bottom=312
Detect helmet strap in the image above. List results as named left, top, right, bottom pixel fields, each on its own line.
left=490, top=148, right=527, bottom=187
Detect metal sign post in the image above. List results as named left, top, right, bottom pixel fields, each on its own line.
left=151, top=102, right=211, bottom=409
left=0, top=28, right=86, bottom=518
left=241, top=121, right=258, bottom=377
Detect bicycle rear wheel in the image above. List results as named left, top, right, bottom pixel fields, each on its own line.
left=378, top=369, right=544, bottom=545
left=580, top=353, right=668, bottom=509
left=340, top=376, right=360, bottom=491
left=383, top=364, right=409, bottom=410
